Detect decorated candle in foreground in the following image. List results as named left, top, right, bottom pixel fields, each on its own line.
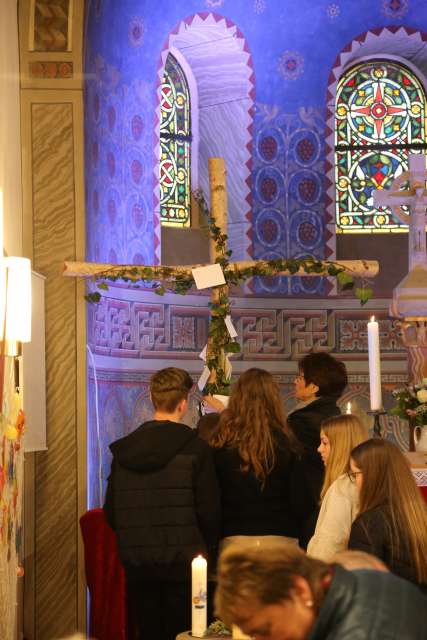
left=192, top=555, right=207, bottom=637
left=346, top=401, right=352, bottom=415
left=367, top=316, right=382, bottom=411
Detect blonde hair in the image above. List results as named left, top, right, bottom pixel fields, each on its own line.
left=320, top=414, right=368, bottom=501
left=209, top=368, right=298, bottom=485
left=215, top=542, right=330, bottom=628
left=351, top=439, right=427, bottom=584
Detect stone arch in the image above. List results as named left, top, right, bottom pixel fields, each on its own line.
left=153, top=12, right=255, bottom=264
left=324, top=26, right=427, bottom=264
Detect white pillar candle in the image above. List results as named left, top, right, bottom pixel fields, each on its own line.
left=192, top=555, right=207, bottom=637
left=367, top=316, right=382, bottom=411
left=346, top=401, right=351, bottom=415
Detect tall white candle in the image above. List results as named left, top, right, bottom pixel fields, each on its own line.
left=346, top=401, right=352, bottom=415
left=192, top=555, right=207, bottom=637
left=367, top=316, right=382, bottom=411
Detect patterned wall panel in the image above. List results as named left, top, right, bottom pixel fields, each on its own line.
left=33, top=0, right=71, bottom=51
left=31, top=102, right=78, bottom=638
left=84, top=67, right=154, bottom=267
left=251, top=106, right=326, bottom=295
left=87, top=291, right=406, bottom=361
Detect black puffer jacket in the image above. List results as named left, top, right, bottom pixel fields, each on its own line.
left=104, top=420, right=221, bottom=581
left=309, top=564, right=427, bottom=639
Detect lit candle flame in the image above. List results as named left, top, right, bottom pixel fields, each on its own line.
left=346, top=401, right=351, bottom=414
left=370, top=315, right=375, bottom=322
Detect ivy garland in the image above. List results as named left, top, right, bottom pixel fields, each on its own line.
left=85, top=196, right=374, bottom=394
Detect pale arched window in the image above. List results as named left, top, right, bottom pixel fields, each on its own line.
left=159, top=53, right=191, bottom=227
left=335, top=60, right=427, bottom=233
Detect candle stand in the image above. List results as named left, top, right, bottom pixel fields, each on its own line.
left=367, top=409, right=387, bottom=438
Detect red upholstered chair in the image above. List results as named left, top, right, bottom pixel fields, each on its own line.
left=80, top=508, right=132, bottom=640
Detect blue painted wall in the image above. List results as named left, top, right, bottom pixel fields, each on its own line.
left=84, top=0, right=427, bottom=294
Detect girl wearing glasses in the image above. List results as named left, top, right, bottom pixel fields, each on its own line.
left=307, top=414, right=368, bottom=561
left=349, top=439, right=427, bottom=589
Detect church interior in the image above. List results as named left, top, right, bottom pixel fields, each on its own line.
left=1, top=0, right=427, bottom=638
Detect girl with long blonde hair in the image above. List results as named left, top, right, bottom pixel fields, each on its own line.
left=307, top=414, right=368, bottom=561
left=209, top=368, right=300, bottom=542
left=349, top=439, right=427, bottom=587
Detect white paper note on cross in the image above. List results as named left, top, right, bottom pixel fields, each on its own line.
left=373, top=154, right=427, bottom=270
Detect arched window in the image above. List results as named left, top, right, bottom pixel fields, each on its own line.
left=335, top=60, right=427, bottom=233
left=159, top=53, right=192, bottom=227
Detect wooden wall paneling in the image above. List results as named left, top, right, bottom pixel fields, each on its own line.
left=20, top=89, right=86, bottom=639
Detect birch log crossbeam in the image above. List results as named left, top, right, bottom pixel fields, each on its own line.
left=63, top=259, right=379, bottom=280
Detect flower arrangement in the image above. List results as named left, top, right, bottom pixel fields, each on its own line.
left=204, top=620, right=231, bottom=637
left=391, top=380, right=427, bottom=425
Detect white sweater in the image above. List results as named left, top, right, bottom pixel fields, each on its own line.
left=307, top=473, right=359, bottom=562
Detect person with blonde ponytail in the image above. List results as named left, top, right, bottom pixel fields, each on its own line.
left=209, top=368, right=300, bottom=544
left=307, top=414, right=368, bottom=560
left=349, top=439, right=427, bottom=589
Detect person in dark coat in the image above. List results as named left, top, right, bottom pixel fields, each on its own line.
left=104, top=367, right=221, bottom=640
left=215, top=542, right=427, bottom=640
left=196, top=394, right=227, bottom=442
left=287, top=352, right=347, bottom=546
left=348, top=438, right=427, bottom=591
left=209, top=368, right=300, bottom=542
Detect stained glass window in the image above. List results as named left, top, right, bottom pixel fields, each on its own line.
left=160, top=54, right=191, bottom=227
left=335, top=61, right=427, bottom=232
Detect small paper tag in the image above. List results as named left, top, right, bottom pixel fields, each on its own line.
left=197, top=366, right=211, bottom=391
left=199, top=344, right=207, bottom=361
left=192, top=263, right=226, bottom=290
left=225, top=315, right=238, bottom=338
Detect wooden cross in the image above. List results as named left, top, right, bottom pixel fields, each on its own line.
left=373, top=153, right=427, bottom=270
left=64, top=158, right=379, bottom=392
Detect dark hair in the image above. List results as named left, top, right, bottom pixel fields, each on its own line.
left=209, top=368, right=298, bottom=484
left=215, top=543, right=330, bottom=627
left=150, top=367, right=193, bottom=412
left=299, top=353, right=347, bottom=399
left=351, top=438, right=427, bottom=583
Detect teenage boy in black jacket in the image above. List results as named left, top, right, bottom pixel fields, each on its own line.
left=104, top=367, right=221, bottom=640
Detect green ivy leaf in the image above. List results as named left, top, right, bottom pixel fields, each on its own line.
left=85, top=292, right=102, bottom=304
left=337, top=272, right=354, bottom=291
left=224, top=342, right=241, bottom=353
left=154, top=285, right=166, bottom=296
left=97, top=282, right=109, bottom=290
left=355, top=287, right=373, bottom=306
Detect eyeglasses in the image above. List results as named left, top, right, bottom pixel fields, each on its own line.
left=347, top=470, right=362, bottom=483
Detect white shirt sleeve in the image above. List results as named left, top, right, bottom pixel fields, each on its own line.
left=307, top=475, right=358, bottom=562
